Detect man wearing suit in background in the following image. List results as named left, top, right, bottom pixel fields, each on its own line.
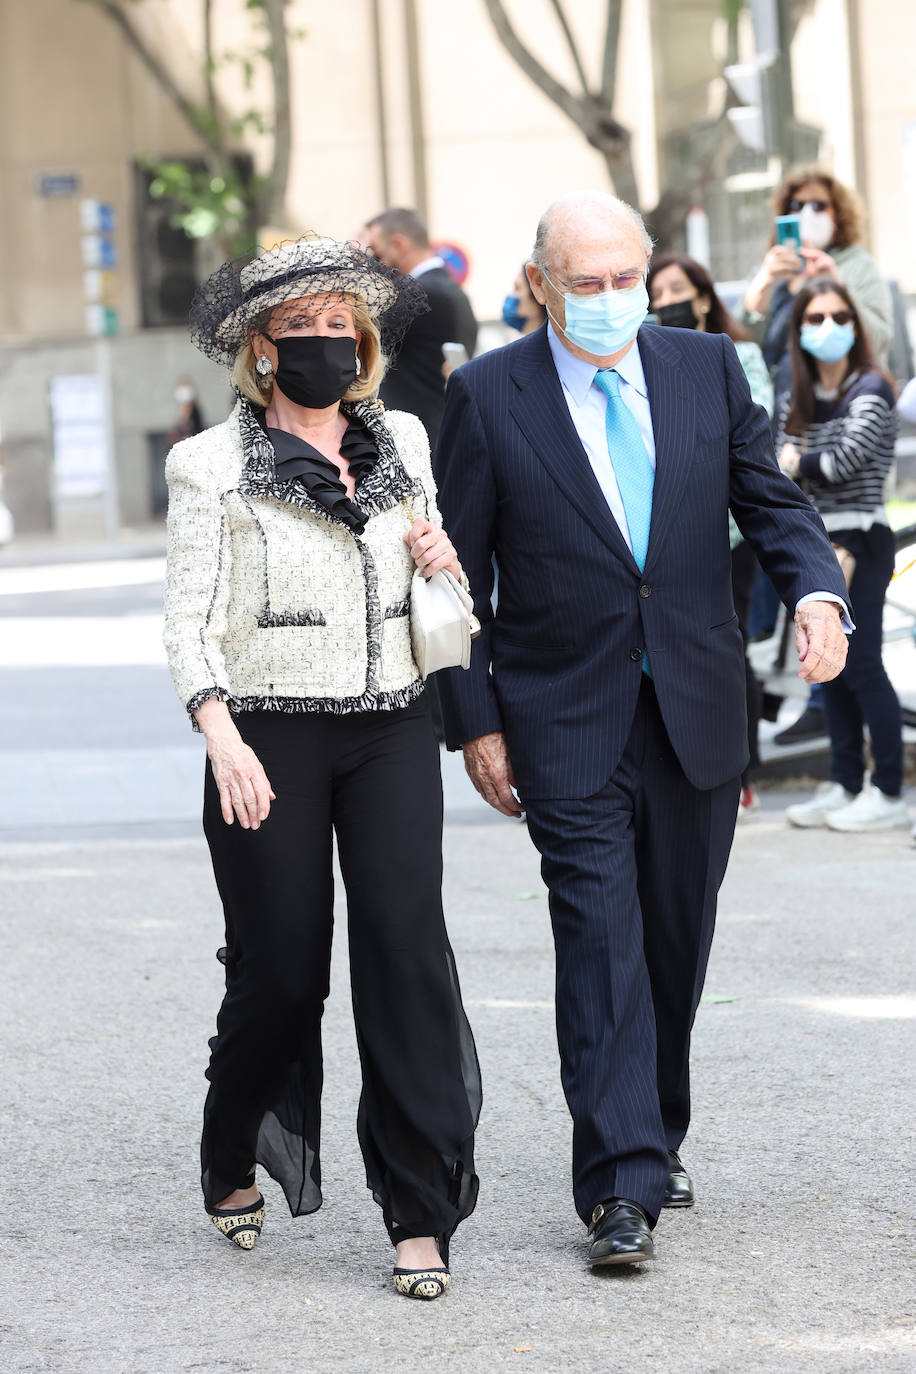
left=366, top=207, right=478, bottom=459
left=435, top=191, right=851, bottom=1269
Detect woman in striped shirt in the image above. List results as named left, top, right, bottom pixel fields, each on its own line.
left=778, top=277, right=907, bottom=832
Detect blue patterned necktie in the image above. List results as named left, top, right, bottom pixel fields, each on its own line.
left=592, top=368, right=654, bottom=570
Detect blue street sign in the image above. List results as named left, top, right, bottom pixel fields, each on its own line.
left=37, top=173, right=82, bottom=198
left=80, top=199, right=117, bottom=234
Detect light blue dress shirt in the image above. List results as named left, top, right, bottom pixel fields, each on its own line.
left=546, top=323, right=850, bottom=625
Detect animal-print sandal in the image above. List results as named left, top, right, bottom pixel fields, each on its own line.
left=205, top=1172, right=264, bottom=1251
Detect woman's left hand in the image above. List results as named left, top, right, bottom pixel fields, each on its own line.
left=404, top=517, right=462, bottom=580
left=800, top=247, right=838, bottom=280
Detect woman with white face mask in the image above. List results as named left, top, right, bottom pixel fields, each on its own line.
left=742, top=167, right=893, bottom=397
left=776, top=278, right=907, bottom=834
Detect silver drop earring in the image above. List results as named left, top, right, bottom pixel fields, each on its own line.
left=355, top=354, right=362, bottom=376
left=255, top=355, right=273, bottom=376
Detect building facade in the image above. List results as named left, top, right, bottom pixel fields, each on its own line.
left=0, top=0, right=912, bottom=535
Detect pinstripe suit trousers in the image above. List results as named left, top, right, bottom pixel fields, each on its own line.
left=524, top=677, right=740, bottom=1227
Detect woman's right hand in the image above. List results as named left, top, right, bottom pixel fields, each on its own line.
left=761, top=244, right=803, bottom=284
left=195, top=699, right=275, bottom=828
left=745, top=244, right=804, bottom=314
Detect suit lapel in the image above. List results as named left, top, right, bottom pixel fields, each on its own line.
left=638, top=326, right=696, bottom=573
left=509, top=328, right=640, bottom=573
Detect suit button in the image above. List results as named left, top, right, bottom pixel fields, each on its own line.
left=629, top=647, right=642, bottom=661
left=639, top=584, right=652, bottom=598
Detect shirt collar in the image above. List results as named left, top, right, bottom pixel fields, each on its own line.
left=547, top=322, right=648, bottom=405
left=410, top=255, right=446, bottom=278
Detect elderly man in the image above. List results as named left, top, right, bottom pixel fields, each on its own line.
left=435, top=191, right=850, bottom=1268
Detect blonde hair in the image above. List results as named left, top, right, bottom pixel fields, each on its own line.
left=231, top=294, right=387, bottom=407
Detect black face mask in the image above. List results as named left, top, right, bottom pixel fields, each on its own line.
left=655, top=299, right=700, bottom=330
left=265, top=334, right=359, bottom=408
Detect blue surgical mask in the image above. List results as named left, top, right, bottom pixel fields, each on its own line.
left=800, top=319, right=855, bottom=363
left=501, top=294, right=526, bottom=332
left=545, top=271, right=649, bottom=355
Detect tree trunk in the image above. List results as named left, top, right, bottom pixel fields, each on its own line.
left=599, top=145, right=640, bottom=210
left=257, top=0, right=292, bottom=230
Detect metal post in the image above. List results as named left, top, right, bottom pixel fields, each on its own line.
left=370, top=0, right=391, bottom=207
left=402, top=0, right=428, bottom=221
left=845, top=0, right=868, bottom=197
left=95, top=337, right=120, bottom=544
left=750, top=0, right=795, bottom=168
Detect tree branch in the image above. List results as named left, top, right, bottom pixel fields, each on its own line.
left=482, top=0, right=585, bottom=126
left=547, top=0, right=590, bottom=97
left=648, top=112, right=738, bottom=247
left=600, top=0, right=623, bottom=105
left=91, top=0, right=221, bottom=157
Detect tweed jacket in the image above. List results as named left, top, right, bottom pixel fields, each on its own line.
left=163, top=396, right=441, bottom=723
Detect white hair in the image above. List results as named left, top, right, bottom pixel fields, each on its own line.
left=531, top=190, right=654, bottom=268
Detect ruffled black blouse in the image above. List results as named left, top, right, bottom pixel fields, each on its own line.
left=263, top=414, right=379, bottom=534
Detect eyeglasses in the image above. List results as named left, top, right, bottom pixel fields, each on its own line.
left=788, top=199, right=831, bottom=214
left=543, top=266, right=645, bottom=296
left=803, top=310, right=854, bottom=326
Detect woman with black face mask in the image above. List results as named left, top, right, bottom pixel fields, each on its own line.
left=648, top=253, right=773, bottom=414
left=648, top=253, right=773, bottom=822
left=164, top=235, right=481, bottom=1300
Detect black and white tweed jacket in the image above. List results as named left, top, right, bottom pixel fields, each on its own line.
left=163, top=397, right=442, bottom=724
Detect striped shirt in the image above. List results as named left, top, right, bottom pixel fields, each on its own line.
left=777, top=370, right=898, bottom=534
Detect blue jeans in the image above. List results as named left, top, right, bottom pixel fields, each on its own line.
left=822, top=524, right=902, bottom=797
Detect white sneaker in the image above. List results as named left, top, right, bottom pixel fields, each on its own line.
left=785, top=782, right=856, bottom=829
left=825, top=783, right=910, bottom=832
left=736, top=786, right=760, bottom=823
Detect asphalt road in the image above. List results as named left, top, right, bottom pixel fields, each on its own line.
left=2, top=558, right=915, bottom=1372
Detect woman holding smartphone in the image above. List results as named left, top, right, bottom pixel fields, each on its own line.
left=742, top=166, right=892, bottom=392
left=776, top=278, right=907, bottom=833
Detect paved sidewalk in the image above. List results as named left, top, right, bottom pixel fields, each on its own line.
left=3, top=547, right=915, bottom=1370
left=2, top=812, right=915, bottom=1372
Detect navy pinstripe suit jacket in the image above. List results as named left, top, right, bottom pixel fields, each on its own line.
left=434, top=323, right=850, bottom=800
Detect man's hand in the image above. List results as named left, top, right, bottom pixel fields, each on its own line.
left=462, top=731, right=523, bottom=818
left=794, top=600, right=848, bottom=683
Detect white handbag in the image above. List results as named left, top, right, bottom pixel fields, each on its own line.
left=409, top=567, right=478, bottom=678
left=403, top=499, right=479, bottom=679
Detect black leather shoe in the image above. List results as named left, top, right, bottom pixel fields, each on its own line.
left=773, top=704, right=827, bottom=746
left=662, top=1149, right=694, bottom=1208
left=587, top=1198, right=655, bottom=1267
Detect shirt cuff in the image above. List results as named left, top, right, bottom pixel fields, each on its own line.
left=798, top=450, right=822, bottom=480
left=795, top=592, right=854, bottom=633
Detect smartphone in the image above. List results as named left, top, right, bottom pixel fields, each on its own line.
left=442, top=342, right=469, bottom=369
left=774, top=214, right=802, bottom=250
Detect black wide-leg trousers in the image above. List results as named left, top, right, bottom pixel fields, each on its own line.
left=200, top=698, right=481, bottom=1251
left=524, top=678, right=740, bottom=1227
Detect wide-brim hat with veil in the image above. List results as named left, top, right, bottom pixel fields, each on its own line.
left=188, top=233, right=430, bottom=366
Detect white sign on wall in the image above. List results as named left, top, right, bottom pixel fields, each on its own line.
left=50, top=374, right=109, bottom=498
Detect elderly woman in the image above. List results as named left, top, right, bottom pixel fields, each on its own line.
left=164, top=236, right=481, bottom=1301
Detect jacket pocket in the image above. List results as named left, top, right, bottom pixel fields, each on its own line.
left=257, top=609, right=327, bottom=628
